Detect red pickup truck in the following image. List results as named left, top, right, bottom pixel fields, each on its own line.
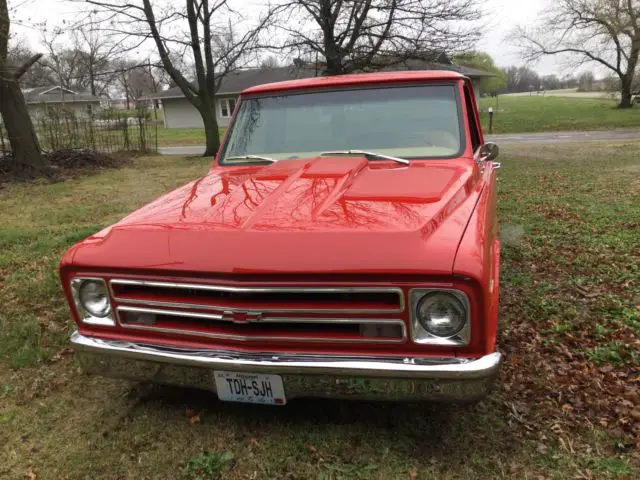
left=61, top=70, right=502, bottom=405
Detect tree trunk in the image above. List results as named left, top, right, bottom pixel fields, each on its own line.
left=0, top=71, right=47, bottom=173
left=89, top=65, right=97, bottom=97
left=325, top=57, right=343, bottom=75
left=619, top=76, right=633, bottom=108
left=200, top=103, right=220, bottom=157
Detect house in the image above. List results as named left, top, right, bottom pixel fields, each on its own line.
left=146, top=61, right=493, bottom=130
left=23, top=86, right=103, bottom=120
left=109, top=98, right=130, bottom=110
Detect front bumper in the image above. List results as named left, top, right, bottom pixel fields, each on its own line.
left=71, top=331, right=502, bottom=402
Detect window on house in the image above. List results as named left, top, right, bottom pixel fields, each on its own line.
left=219, top=98, right=237, bottom=118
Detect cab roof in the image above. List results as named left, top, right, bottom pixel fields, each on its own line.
left=242, top=70, right=466, bottom=95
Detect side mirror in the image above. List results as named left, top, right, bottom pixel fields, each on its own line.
left=476, top=142, right=499, bottom=162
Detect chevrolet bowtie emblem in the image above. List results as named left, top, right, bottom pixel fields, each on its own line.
left=222, top=310, right=262, bottom=324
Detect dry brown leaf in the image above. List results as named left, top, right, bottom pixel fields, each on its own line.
left=51, top=347, right=74, bottom=362
left=536, top=442, right=548, bottom=454
left=185, top=408, right=201, bottom=424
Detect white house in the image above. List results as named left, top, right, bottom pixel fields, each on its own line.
left=146, top=61, right=493, bottom=130
left=23, top=86, right=103, bottom=120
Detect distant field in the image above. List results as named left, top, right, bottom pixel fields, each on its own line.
left=479, top=96, right=640, bottom=134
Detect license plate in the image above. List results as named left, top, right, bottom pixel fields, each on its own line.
left=214, top=371, right=286, bottom=405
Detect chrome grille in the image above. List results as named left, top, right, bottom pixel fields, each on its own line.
left=110, top=279, right=404, bottom=313
left=109, top=279, right=407, bottom=344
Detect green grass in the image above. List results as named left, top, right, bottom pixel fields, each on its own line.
left=0, top=143, right=639, bottom=478
left=0, top=156, right=213, bottom=369
left=156, top=125, right=225, bottom=147
left=480, top=95, right=640, bottom=133
left=186, top=451, right=235, bottom=479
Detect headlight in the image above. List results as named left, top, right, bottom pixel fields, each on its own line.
left=79, top=280, right=111, bottom=317
left=71, top=278, right=114, bottom=326
left=410, top=290, right=469, bottom=345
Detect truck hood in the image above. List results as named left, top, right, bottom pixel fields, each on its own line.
left=68, top=156, right=482, bottom=275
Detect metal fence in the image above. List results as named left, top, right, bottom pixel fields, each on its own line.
left=0, top=106, right=159, bottom=157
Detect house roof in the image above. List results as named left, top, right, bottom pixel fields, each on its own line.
left=22, top=86, right=102, bottom=105
left=144, top=62, right=492, bottom=101
left=244, top=70, right=466, bottom=95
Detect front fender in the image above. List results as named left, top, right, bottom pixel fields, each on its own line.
left=453, top=165, right=500, bottom=353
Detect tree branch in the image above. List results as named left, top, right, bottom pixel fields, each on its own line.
left=13, top=53, right=43, bottom=79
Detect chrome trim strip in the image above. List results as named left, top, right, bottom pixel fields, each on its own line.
left=71, top=331, right=502, bottom=380
left=109, top=279, right=405, bottom=314
left=117, top=306, right=406, bottom=327
left=116, top=323, right=405, bottom=344
left=118, top=306, right=224, bottom=321
left=115, top=307, right=406, bottom=344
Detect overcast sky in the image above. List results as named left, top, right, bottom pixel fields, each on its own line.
left=11, top=0, right=569, bottom=76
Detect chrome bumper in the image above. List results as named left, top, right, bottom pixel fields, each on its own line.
left=71, top=331, right=502, bottom=402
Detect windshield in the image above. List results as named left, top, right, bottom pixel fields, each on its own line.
left=219, top=84, right=464, bottom=165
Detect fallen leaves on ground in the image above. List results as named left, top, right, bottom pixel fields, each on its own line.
left=498, top=151, right=640, bottom=456
left=185, top=408, right=202, bottom=424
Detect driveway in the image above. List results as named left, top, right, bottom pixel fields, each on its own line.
left=158, top=128, right=640, bottom=155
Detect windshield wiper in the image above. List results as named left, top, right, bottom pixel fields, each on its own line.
left=224, top=155, right=277, bottom=163
left=320, top=149, right=409, bottom=165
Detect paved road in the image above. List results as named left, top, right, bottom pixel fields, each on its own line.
left=486, top=128, right=640, bottom=145
left=158, top=128, right=640, bottom=155
left=159, top=145, right=210, bottom=156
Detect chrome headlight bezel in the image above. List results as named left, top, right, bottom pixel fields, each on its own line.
left=70, top=277, right=115, bottom=327
left=410, top=289, right=470, bottom=346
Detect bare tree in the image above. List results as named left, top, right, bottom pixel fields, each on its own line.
left=7, top=40, right=51, bottom=88
left=516, top=0, right=640, bottom=108
left=41, top=33, right=88, bottom=91
left=260, top=55, right=280, bottom=69
left=0, top=0, right=47, bottom=172
left=41, top=18, right=119, bottom=96
left=273, top=0, right=483, bottom=75
left=578, top=70, right=596, bottom=91
left=111, top=59, right=157, bottom=108
left=504, top=65, right=541, bottom=93
left=85, top=0, right=275, bottom=156
left=74, top=19, right=122, bottom=96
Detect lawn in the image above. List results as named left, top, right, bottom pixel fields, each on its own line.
left=156, top=125, right=225, bottom=147
left=480, top=95, right=640, bottom=134
left=0, top=143, right=639, bottom=479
